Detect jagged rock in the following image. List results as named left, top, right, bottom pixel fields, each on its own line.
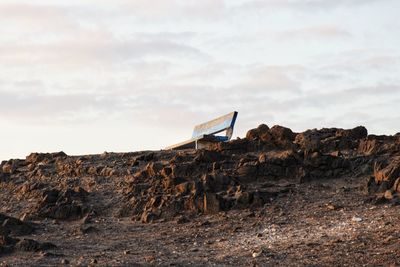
left=146, top=162, right=163, bottom=177
left=26, top=152, right=67, bottom=164
left=236, top=163, right=258, bottom=183
left=295, top=126, right=367, bottom=154
left=15, top=238, right=56, bottom=252
left=370, top=157, right=400, bottom=194
left=234, top=190, right=252, bottom=207
left=1, top=159, right=24, bottom=174
left=269, top=125, right=296, bottom=142
left=194, top=150, right=224, bottom=163
left=0, top=234, right=18, bottom=255
left=203, top=193, right=221, bottom=214
left=79, top=225, right=99, bottom=234
left=0, top=172, right=9, bottom=182
left=35, top=187, right=88, bottom=220
left=140, top=211, right=158, bottom=223
left=0, top=213, right=35, bottom=236
left=0, top=235, right=55, bottom=255
left=215, top=138, right=250, bottom=152
left=334, top=126, right=367, bottom=140
left=246, top=124, right=270, bottom=141
left=358, top=135, right=400, bottom=156
left=2, top=123, right=398, bottom=226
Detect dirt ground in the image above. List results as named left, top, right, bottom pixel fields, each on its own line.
left=1, top=174, right=399, bottom=266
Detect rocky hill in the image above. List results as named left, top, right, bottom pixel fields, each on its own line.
left=1, top=124, right=399, bottom=266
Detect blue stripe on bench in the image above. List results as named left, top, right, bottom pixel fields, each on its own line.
left=192, top=111, right=238, bottom=138
left=165, top=111, right=238, bottom=150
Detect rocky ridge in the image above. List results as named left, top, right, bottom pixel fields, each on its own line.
left=0, top=124, right=399, bottom=264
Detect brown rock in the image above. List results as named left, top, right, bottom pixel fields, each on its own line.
left=269, top=125, right=296, bottom=142
left=15, top=238, right=56, bottom=252
left=146, top=162, right=163, bottom=177
left=374, top=158, right=400, bottom=184
left=384, top=190, right=394, bottom=200
left=0, top=214, right=35, bottom=236
left=235, top=191, right=251, bottom=207
left=1, top=160, right=21, bottom=174
left=175, top=182, right=190, bottom=195
left=203, top=193, right=221, bottom=214
left=0, top=234, right=18, bottom=254
left=246, top=124, right=269, bottom=141
left=140, top=211, right=158, bottom=223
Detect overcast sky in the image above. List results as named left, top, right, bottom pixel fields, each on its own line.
left=1, top=0, right=399, bottom=160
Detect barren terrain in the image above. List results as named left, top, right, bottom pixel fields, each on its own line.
left=1, top=124, right=399, bottom=266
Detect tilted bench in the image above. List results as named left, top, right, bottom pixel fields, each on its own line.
left=165, top=111, right=238, bottom=150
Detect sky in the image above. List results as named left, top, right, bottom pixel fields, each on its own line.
left=1, top=0, right=400, bottom=160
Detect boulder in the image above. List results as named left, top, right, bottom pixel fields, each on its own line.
left=0, top=213, right=35, bottom=236
left=35, top=187, right=88, bottom=220
left=15, top=238, right=56, bottom=252
left=373, top=157, right=400, bottom=189
left=26, top=152, right=67, bottom=164
left=1, top=159, right=23, bottom=174
left=336, top=126, right=368, bottom=139
left=0, top=234, right=18, bottom=255
left=246, top=124, right=270, bottom=141
left=203, top=193, right=221, bottom=214
left=269, top=125, right=296, bottom=142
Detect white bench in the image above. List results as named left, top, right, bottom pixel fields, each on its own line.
left=165, top=111, right=238, bottom=150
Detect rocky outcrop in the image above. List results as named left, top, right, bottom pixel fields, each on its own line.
left=0, top=124, right=399, bottom=224
left=0, top=213, right=35, bottom=236
left=0, top=213, right=55, bottom=256
left=366, top=156, right=400, bottom=203
left=35, top=187, right=89, bottom=220
left=0, top=234, right=56, bottom=255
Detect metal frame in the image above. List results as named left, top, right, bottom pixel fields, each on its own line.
left=165, top=111, right=238, bottom=150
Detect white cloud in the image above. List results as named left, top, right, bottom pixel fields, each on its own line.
left=0, top=0, right=399, bottom=160
left=237, top=0, right=386, bottom=11
left=278, top=26, right=351, bottom=40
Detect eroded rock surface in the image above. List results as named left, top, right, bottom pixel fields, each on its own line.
left=0, top=124, right=399, bottom=265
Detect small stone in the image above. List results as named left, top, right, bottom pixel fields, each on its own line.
left=61, top=259, right=69, bottom=264
left=144, top=255, right=156, bottom=263
left=81, top=213, right=92, bottom=224
left=123, top=250, right=131, bottom=255
left=176, top=216, right=190, bottom=224
left=383, top=235, right=395, bottom=244
left=231, top=226, right=241, bottom=233
left=351, top=216, right=362, bottom=222
left=258, top=153, right=267, bottom=163
left=246, top=211, right=256, bottom=218
left=20, top=213, right=28, bottom=222
left=252, top=249, right=263, bottom=258
left=80, top=225, right=98, bottom=234
left=198, top=220, right=211, bottom=227
left=384, top=190, right=394, bottom=200
left=326, top=204, right=336, bottom=210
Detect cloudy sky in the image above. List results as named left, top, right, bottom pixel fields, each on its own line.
left=1, top=0, right=399, bottom=160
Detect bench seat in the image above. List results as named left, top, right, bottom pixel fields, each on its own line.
left=165, top=134, right=228, bottom=150
left=165, top=111, right=238, bottom=150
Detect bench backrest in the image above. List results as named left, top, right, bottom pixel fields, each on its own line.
left=192, top=111, right=238, bottom=139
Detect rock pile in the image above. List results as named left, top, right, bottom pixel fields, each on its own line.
left=121, top=125, right=374, bottom=222
left=0, top=213, right=55, bottom=256
left=368, top=156, right=400, bottom=203
left=0, top=124, right=399, bottom=225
